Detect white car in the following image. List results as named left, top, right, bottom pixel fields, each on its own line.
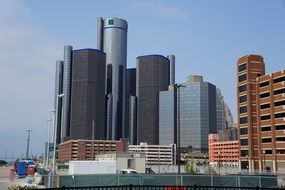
left=119, top=169, right=138, bottom=174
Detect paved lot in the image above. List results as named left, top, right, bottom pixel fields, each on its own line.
left=0, top=166, right=31, bottom=190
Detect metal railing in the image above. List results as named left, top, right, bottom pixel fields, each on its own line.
left=33, top=184, right=284, bottom=190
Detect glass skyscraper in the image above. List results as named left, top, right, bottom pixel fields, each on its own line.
left=97, top=17, right=128, bottom=140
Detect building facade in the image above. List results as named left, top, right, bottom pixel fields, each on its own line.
left=136, top=55, right=170, bottom=145
left=58, top=139, right=127, bottom=161
left=69, top=49, right=106, bottom=140
left=159, top=76, right=219, bottom=152
left=97, top=17, right=128, bottom=140
left=256, top=69, right=285, bottom=173
left=237, top=55, right=265, bottom=172
left=128, top=143, right=176, bottom=165
left=208, top=134, right=239, bottom=166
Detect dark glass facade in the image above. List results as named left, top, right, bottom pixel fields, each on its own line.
left=136, top=55, right=170, bottom=145
left=70, top=49, right=106, bottom=140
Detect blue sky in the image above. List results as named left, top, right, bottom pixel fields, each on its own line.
left=0, top=0, right=285, bottom=159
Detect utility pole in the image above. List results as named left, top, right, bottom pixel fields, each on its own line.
left=26, top=129, right=32, bottom=159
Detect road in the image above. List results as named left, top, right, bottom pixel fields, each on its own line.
left=0, top=166, right=30, bottom=190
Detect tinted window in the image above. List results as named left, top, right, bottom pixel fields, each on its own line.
left=239, top=85, right=247, bottom=93
left=240, top=128, right=248, bottom=135
left=260, top=104, right=270, bottom=109
left=261, top=126, right=271, bottom=131
left=260, top=92, right=270, bottom=98
left=240, top=117, right=248, bottom=124
left=239, top=74, right=247, bottom=82
left=260, top=81, right=269, bottom=87
left=108, top=19, right=114, bottom=25
left=274, top=100, right=285, bottom=107
left=262, top=138, right=272, bottom=143
left=261, top=115, right=271, bottom=120
left=239, top=95, right=247, bottom=103
left=240, top=150, right=249, bottom=157
left=276, top=125, right=285, bottom=130
left=273, top=76, right=285, bottom=83
left=240, top=139, right=248, bottom=146
left=276, top=137, right=285, bottom=142
left=238, top=64, right=247, bottom=72
left=275, top=112, right=285, bottom=118
left=240, top=106, right=247, bottom=113
left=274, top=88, right=285, bottom=95
left=276, top=149, right=285, bottom=154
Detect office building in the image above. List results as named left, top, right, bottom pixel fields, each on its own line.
left=136, top=55, right=170, bottom=145
left=61, top=45, right=73, bottom=142
left=54, top=60, right=64, bottom=145
left=69, top=49, right=106, bottom=140
left=128, top=143, right=176, bottom=165
left=125, top=68, right=137, bottom=144
left=208, top=134, right=239, bottom=166
left=256, top=69, right=285, bottom=173
left=159, top=75, right=219, bottom=152
left=97, top=17, right=128, bottom=140
left=237, top=54, right=265, bottom=172
left=58, top=139, right=127, bottom=161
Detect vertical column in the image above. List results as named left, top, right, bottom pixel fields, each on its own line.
left=167, top=55, right=175, bottom=85
left=97, top=17, right=104, bottom=51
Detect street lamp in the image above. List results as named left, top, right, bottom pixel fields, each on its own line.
left=246, top=155, right=249, bottom=173
left=175, top=84, right=185, bottom=174
left=49, top=93, right=64, bottom=188
left=262, top=150, right=266, bottom=172
left=45, top=112, right=53, bottom=169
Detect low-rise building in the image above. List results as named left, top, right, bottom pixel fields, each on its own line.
left=58, top=139, right=127, bottom=161
left=128, top=143, right=176, bottom=165
left=208, top=134, right=239, bottom=166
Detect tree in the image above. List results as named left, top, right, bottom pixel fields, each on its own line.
left=0, top=160, right=8, bottom=166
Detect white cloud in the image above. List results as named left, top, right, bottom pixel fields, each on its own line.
left=133, top=0, right=188, bottom=20
left=0, top=0, right=62, bottom=157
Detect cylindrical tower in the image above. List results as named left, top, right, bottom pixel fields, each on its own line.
left=167, top=55, right=175, bottom=85
left=99, top=17, right=128, bottom=140
left=61, top=45, right=73, bottom=142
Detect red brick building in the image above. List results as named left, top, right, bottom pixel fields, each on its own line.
left=58, top=139, right=127, bottom=161
left=208, top=134, right=239, bottom=166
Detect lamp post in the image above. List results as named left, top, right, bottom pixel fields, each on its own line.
left=218, top=151, right=221, bottom=175
left=45, top=112, right=53, bottom=169
left=49, top=93, right=64, bottom=188
left=176, top=84, right=185, bottom=174
left=262, top=150, right=266, bottom=172
left=246, top=155, right=249, bottom=173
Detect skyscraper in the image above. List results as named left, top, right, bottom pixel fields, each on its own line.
left=136, top=55, right=170, bottom=145
left=70, top=49, right=106, bottom=140
left=61, top=45, right=73, bottom=142
left=159, top=76, right=217, bottom=152
left=125, top=68, right=137, bottom=143
left=97, top=17, right=128, bottom=140
left=54, top=60, right=64, bottom=145
left=237, top=54, right=265, bottom=172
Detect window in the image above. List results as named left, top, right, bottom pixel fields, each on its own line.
left=240, top=106, right=247, bottom=113
left=240, top=139, right=248, bottom=146
left=275, top=112, right=285, bottom=118
left=239, top=85, right=247, bottom=93
left=257, top=74, right=261, bottom=77
left=276, top=125, right=285, bottom=130
left=276, top=137, right=285, bottom=142
left=239, top=95, right=247, bottom=103
left=261, top=115, right=271, bottom=120
left=260, top=92, right=270, bottom=98
left=239, top=74, right=247, bottom=82
left=274, top=100, right=285, bottom=107
left=238, top=64, right=247, bottom=72
left=260, top=104, right=270, bottom=109
left=273, top=76, right=285, bottom=84
left=240, top=150, right=249, bottom=157
left=274, top=88, right=285, bottom=95
left=276, top=149, right=285, bottom=154
left=240, top=128, right=248, bottom=135
left=262, top=138, right=272, bottom=143
left=261, top=126, right=271, bottom=132
left=108, top=19, right=114, bottom=25
left=240, top=117, right=248, bottom=124
left=259, top=81, right=269, bottom=87
left=264, top=150, right=272, bottom=154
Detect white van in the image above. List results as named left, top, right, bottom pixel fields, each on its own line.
left=118, top=169, right=138, bottom=174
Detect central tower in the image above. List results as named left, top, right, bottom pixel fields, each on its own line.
left=97, top=17, right=128, bottom=140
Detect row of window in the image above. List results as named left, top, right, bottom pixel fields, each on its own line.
left=260, top=112, right=285, bottom=120
left=262, top=137, right=285, bottom=143
left=259, top=76, right=285, bottom=87
left=260, top=88, right=285, bottom=98
left=240, top=125, right=285, bottom=134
